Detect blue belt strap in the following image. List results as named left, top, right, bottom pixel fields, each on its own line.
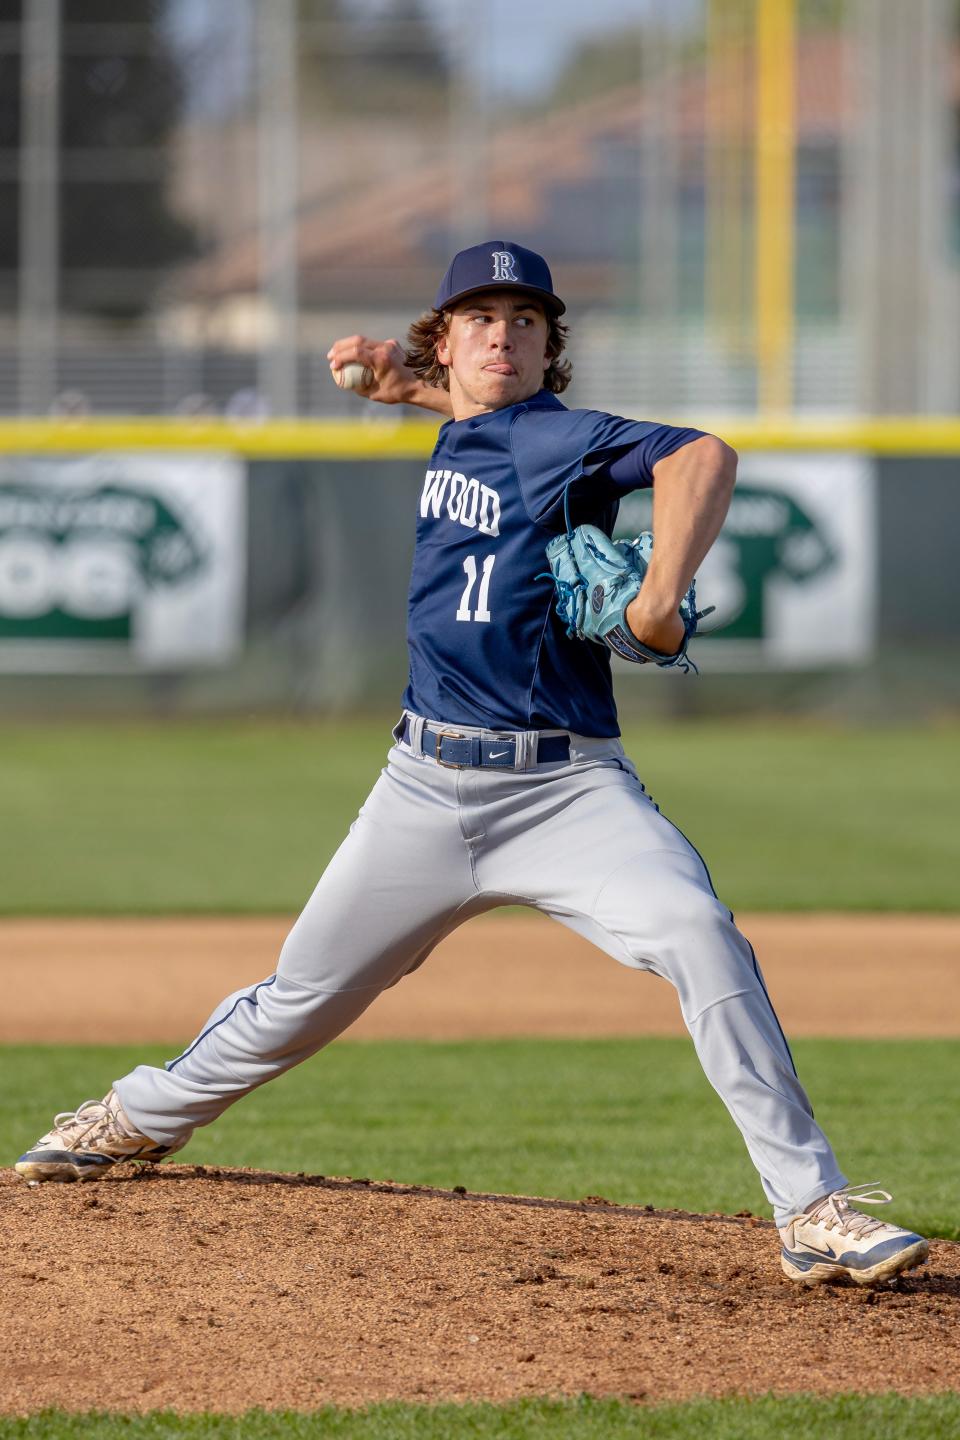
left=403, top=718, right=570, bottom=769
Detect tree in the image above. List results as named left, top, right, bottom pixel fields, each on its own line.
left=297, top=0, right=449, bottom=117
left=539, top=27, right=645, bottom=113
left=0, top=0, right=200, bottom=319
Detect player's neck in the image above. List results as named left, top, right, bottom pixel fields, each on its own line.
left=448, top=383, right=542, bottom=423
left=450, top=399, right=503, bottom=421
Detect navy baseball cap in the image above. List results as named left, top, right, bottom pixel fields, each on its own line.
left=434, top=240, right=565, bottom=316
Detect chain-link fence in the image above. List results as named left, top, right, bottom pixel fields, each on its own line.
left=1, top=0, right=958, bottom=419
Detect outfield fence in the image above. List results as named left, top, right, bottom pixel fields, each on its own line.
left=0, top=418, right=957, bottom=720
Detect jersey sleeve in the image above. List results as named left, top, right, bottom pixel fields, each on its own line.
left=509, top=405, right=705, bottom=527
left=595, top=425, right=706, bottom=493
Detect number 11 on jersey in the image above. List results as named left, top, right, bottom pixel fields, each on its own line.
left=456, top=553, right=495, bottom=623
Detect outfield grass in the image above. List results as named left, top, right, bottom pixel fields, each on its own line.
left=0, top=718, right=957, bottom=914
left=2, top=1395, right=959, bottom=1439
left=3, top=1037, right=956, bottom=1239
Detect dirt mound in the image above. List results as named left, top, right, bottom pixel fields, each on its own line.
left=2, top=1166, right=957, bottom=1414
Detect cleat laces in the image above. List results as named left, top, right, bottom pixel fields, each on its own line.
left=47, top=1095, right=139, bottom=1151
left=804, top=1183, right=896, bottom=1241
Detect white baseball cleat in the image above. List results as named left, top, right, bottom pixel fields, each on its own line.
left=14, top=1090, right=188, bottom=1183
left=779, top=1183, right=929, bottom=1286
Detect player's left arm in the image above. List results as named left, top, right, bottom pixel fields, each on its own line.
left=625, top=434, right=737, bottom=654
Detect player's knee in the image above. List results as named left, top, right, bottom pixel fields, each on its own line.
left=595, top=854, right=722, bottom=955
left=657, top=889, right=736, bottom=966
left=637, top=884, right=756, bottom=1001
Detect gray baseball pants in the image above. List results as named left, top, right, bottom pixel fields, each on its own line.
left=115, top=716, right=846, bottom=1226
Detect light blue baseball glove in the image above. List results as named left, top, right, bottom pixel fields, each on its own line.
left=543, top=524, right=712, bottom=671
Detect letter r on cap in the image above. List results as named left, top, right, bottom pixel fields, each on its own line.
left=491, top=250, right=518, bottom=283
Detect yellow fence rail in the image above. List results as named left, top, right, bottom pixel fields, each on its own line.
left=0, top=417, right=960, bottom=457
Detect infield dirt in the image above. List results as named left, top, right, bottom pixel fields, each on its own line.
left=2, top=912, right=959, bottom=1043
left=1, top=913, right=958, bottom=1413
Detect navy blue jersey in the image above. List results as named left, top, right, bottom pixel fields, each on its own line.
left=402, top=390, right=703, bottom=737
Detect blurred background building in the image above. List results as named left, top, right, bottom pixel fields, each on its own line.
left=0, top=0, right=958, bottom=717
left=2, top=0, right=958, bottom=420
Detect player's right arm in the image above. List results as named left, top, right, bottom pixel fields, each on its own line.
left=326, top=335, right=454, bottom=417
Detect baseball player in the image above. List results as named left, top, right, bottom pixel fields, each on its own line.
left=16, top=242, right=927, bottom=1288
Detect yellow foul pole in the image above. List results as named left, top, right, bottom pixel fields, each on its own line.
left=754, top=0, right=796, bottom=413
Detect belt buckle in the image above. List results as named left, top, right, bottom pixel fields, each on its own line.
left=435, top=728, right=467, bottom=769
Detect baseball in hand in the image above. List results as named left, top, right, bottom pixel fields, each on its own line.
left=331, top=362, right=374, bottom=391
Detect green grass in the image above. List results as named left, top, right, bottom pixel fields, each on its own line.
left=0, top=718, right=957, bottom=913
left=3, top=1395, right=960, bottom=1439
left=3, top=1037, right=956, bottom=1239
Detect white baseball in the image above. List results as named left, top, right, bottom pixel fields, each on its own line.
left=332, top=362, right=373, bottom=391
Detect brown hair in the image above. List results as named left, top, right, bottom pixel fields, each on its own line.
left=404, top=305, right=572, bottom=394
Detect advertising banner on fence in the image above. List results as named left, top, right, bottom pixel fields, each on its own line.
left=614, top=452, right=876, bottom=667
left=0, top=453, right=245, bottom=671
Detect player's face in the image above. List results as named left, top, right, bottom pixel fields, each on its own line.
left=436, top=293, right=551, bottom=419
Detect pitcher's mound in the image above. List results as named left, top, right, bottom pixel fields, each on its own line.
left=2, top=1167, right=957, bottom=1414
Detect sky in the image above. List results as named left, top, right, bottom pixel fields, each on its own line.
left=166, top=0, right=703, bottom=116
left=417, top=0, right=687, bottom=97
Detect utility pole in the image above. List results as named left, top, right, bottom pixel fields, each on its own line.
left=18, top=0, right=61, bottom=416
left=450, top=0, right=488, bottom=248
left=257, top=0, right=300, bottom=416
